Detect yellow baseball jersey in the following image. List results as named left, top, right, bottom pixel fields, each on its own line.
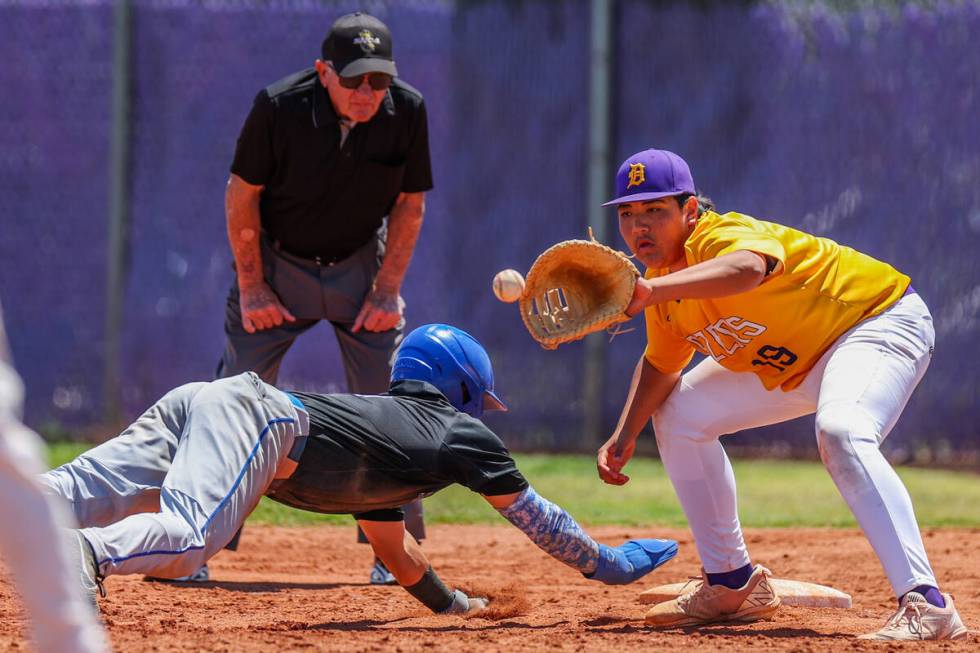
left=644, top=210, right=910, bottom=390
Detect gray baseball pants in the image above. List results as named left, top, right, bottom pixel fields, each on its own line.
left=217, top=233, right=424, bottom=541
left=40, top=373, right=309, bottom=578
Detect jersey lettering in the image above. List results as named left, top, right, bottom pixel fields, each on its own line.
left=686, top=317, right=767, bottom=361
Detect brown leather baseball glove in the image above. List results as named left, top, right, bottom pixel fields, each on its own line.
left=519, top=234, right=639, bottom=350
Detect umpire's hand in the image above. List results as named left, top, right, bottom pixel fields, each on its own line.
left=239, top=281, right=296, bottom=333
left=353, top=287, right=405, bottom=333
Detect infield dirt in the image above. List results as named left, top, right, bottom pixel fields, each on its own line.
left=2, top=525, right=977, bottom=651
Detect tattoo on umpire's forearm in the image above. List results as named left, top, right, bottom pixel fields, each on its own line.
left=236, top=251, right=257, bottom=279
left=376, top=195, right=423, bottom=290
left=225, top=178, right=264, bottom=286
left=229, top=227, right=261, bottom=284
left=497, top=486, right=600, bottom=574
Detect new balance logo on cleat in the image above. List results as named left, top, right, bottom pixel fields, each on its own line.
left=744, top=578, right=774, bottom=607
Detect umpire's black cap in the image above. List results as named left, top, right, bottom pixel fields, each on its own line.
left=322, top=12, right=398, bottom=78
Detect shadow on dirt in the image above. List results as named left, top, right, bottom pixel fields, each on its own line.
left=582, top=615, right=642, bottom=627
left=579, top=616, right=849, bottom=639
left=678, top=626, right=848, bottom=639
left=149, top=580, right=364, bottom=593
left=300, top=619, right=572, bottom=632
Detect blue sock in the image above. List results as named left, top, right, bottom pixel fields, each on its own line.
left=706, top=563, right=754, bottom=589
left=905, top=585, right=945, bottom=608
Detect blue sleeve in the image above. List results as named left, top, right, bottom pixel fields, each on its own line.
left=496, top=486, right=679, bottom=584
left=495, top=486, right=599, bottom=573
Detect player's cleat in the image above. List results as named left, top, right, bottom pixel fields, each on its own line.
left=858, top=592, right=968, bottom=640
left=369, top=558, right=397, bottom=585
left=174, top=564, right=210, bottom=582
left=144, top=564, right=210, bottom=583
left=644, top=564, right=780, bottom=628
left=65, top=530, right=105, bottom=605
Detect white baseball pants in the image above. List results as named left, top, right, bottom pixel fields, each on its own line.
left=0, top=322, right=109, bottom=653
left=653, top=292, right=938, bottom=596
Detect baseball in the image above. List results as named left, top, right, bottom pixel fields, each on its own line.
left=492, top=269, right=525, bottom=303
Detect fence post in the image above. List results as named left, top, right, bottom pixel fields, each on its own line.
left=104, top=0, right=132, bottom=424
left=583, top=0, right=615, bottom=447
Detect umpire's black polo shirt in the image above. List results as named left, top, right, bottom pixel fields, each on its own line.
left=266, top=380, right=528, bottom=521
left=231, top=68, right=433, bottom=261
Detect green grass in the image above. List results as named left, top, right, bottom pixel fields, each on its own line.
left=47, top=444, right=980, bottom=528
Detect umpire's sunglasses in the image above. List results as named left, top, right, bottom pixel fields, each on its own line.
left=337, top=70, right=393, bottom=91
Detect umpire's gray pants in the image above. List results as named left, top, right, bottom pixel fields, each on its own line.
left=40, top=373, right=308, bottom=578
left=217, top=232, right=424, bottom=542
left=217, top=233, right=402, bottom=394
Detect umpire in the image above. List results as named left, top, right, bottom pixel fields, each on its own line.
left=217, top=12, right=431, bottom=583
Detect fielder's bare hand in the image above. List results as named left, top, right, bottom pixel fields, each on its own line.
left=239, top=281, right=296, bottom=334
left=597, top=434, right=635, bottom=485
left=353, top=286, right=405, bottom=333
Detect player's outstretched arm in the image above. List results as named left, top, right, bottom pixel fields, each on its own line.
left=598, top=356, right=681, bottom=485
left=627, top=250, right=768, bottom=316
left=484, top=487, right=677, bottom=585
left=356, top=518, right=487, bottom=614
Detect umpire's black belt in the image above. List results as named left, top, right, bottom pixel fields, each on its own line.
left=269, top=238, right=353, bottom=267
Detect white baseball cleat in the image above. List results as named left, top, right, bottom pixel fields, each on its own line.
left=145, top=564, right=210, bottom=583
left=645, top=565, right=781, bottom=627
left=369, top=558, right=397, bottom=585
left=858, top=592, right=968, bottom=640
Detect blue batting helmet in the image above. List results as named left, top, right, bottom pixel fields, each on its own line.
left=391, top=324, right=506, bottom=418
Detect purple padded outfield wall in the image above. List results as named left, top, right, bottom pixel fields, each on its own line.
left=1, top=1, right=977, bottom=455
left=0, top=2, right=113, bottom=423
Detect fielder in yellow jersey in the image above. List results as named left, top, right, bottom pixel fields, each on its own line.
left=643, top=209, right=910, bottom=390
left=596, top=149, right=967, bottom=640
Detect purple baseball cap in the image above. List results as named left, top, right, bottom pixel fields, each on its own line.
left=603, top=149, right=696, bottom=206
